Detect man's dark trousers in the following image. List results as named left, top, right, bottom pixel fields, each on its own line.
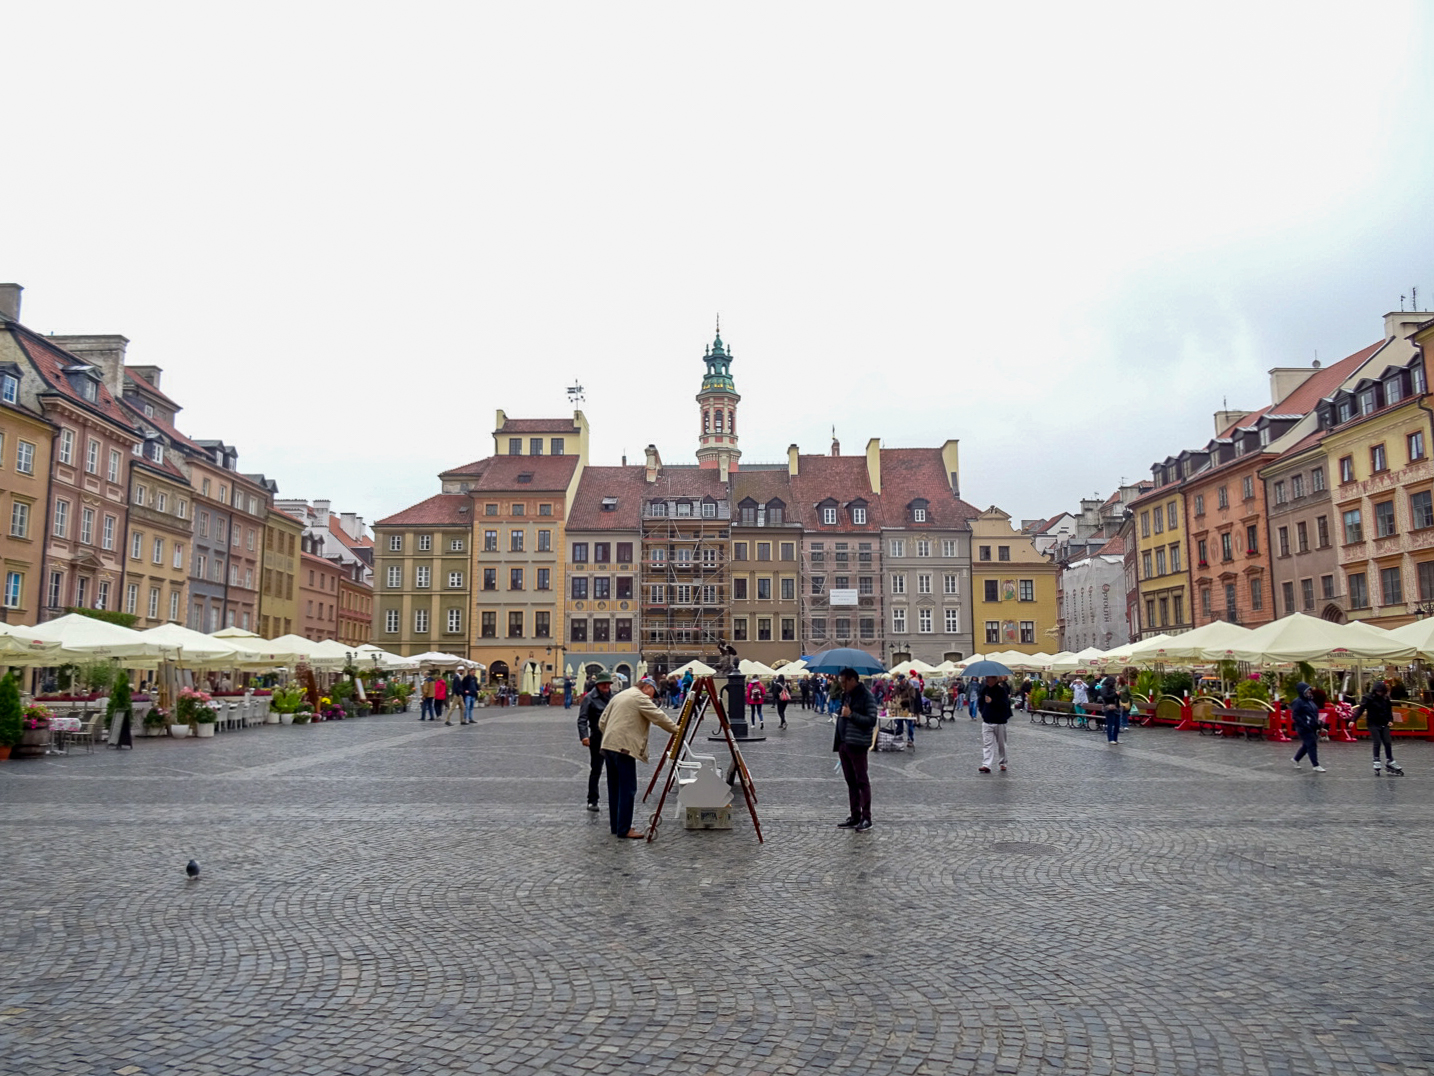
left=837, top=743, right=871, bottom=822
left=603, top=750, right=638, bottom=835
left=587, top=735, right=606, bottom=806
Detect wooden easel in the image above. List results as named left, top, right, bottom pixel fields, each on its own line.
left=644, top=676, right=763, bottom=844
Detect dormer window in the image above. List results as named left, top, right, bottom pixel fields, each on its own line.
left=1414, top=364, right=1427, bottom=394
left=676, top=501, right=693, bottom=517
left=1359, top=388, right=1377, bottom=415
left=739, top=498, right=757, bottom=524
left=767, top=500, right=784, bottom=525
left=823, top=507, right=837, bottom=525
left=1386, top=376, right=1403, bottom=404
left=601, top=497, right=618, bottom=512
left=1259, top=427, right=1271, bottom=446
left=1, top=374, right=16, bottom=404
left=1233, top=438, right=1246, bottom=457
left=1337, top=399, right=1353, bottom=423
left=149, top=442, right=163, bottom=464
left=143, top=402, right=154, bottom=417
left=517, top=473, right=533, bottom=484
left=701, top=500, right=716, bottom=518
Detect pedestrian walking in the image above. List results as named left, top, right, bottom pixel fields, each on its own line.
left=833, top=668, right=878, bottom=832
left=775, top=674, right=790, bottom=729
left=420, top=672, right=436, bottom=721
left=746, top=677, right=766, bottom=729
left=577, top=672, right=616, bottom=812
left=979, top=675, right=1012, bottom=773
left=598, top=677, right=682, bottom=839
left=1117, top=675, right=1132, bottom=731
left=901, top=675, right=920, bottom=746
left=459, top=667, right=480, bottom=724
left=563, top=676, right=574, bottom=709
left=967, top=677, right=980, bottom=720
left=1352, top=681, right=1404, bottom=775
left=435, top=672, right=451, bottom=724
left=1100, top=674, right=1121, bottom=744
left=800, top=676, right=812, bottom=710
left=1072, top=677, right=1090, bottom=717
left=1290, top=681, right=1326, bottom=772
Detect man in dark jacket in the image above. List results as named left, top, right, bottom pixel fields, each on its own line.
left=458, top=668, right=480, bottom=724
left=577, top=672, right=615, bottom=811
left=979, top=676, right=1013, bottom=773
left=1099, top=674, right=1121, bottom=744
left=832, top=668, right=878, bottom=832
left=1290, top=681, right=1325, bottom=772
left=1352, top=681, right=1402, bottom=774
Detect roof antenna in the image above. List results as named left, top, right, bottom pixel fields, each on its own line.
left=1414, top=285, right=1419, bottom=311
left=1401, top=294, right=1407, bottom=311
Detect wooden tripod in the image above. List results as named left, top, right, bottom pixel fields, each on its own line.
left=643, top=676, right=762, bottom=844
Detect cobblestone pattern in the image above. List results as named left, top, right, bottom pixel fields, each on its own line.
left=2, top=706, right=1433, bottom=1075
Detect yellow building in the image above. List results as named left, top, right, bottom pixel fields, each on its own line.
left=1320, top=323, right=1433, bottom=626
left=969, top=507, right=1058, bottom=654
left=371, top=495, right=473, bottom=656
left=0, top=311, right=54, bottom=621
left=260, top=507, right=303, bottom=638
left=1129, top=470, right=1191, bottom=638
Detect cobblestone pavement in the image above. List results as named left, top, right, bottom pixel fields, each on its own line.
left=3, top=703, right=1434, bottom=1076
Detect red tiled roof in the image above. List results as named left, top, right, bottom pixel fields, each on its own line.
left=327, top=516, right=373, bottom=549
left=731, top=468, right=796, bottom=513
left=120, top=396, right=210, bottom=454
left=123, top=367, right=180, bottom=409
left=877, top=448, right=980, bottom=530
left=566, top=465, right=649, bottom=530
left=789, top=455, right=880, bottom=530
left=440, top=454, right=580, bottom=492
left=12, top=329, right=139, bottom=435
left=496, top=417, right=580, bottom=433
left=1278, top=342, right=1383, bottom=410
left=375, top=494, right=471, bottom=527
left=1096, top=534, right=1127, bottom=556
left=643, top=466, right=729, bottom=501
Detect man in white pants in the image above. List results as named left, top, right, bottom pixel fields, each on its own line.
left=979, top=675, right=1012, bottom=773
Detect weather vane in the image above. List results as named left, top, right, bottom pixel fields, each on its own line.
left=567, top=381, right=585, bottom=406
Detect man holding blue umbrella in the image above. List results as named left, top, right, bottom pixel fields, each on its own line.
left=963, top=659, right=1013, bottom=774
left=832, top=667, right=879, bottom=832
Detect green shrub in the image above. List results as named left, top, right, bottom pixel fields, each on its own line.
left=105, top=668, right=133, bottom=731
left=0, top=673, right=21, bottom=747
left=1234, top=678, right=1270, bottom=705
left=1159, top=671, right=1193, bottom=698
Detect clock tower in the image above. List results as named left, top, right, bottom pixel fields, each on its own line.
left=695, top=321, right=741, bottom=472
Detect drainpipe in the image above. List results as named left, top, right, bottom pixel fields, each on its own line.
left=38, top=425, right=60, bottom=623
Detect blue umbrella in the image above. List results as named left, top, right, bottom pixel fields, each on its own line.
left=803, top=647, right=887, bottom=675
left=961, top=660, right=1012, bottom=678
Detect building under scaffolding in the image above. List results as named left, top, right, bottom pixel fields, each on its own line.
left=640, top=480, right=731, bottom=677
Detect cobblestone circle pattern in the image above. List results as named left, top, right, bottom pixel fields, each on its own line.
left=3, top=705, right=1433, bottom=1075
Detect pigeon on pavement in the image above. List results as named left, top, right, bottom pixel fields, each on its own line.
left=186, top=859, right=200, bottom=879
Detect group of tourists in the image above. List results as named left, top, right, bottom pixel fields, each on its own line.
left=417, top=668, right=481, bottom=724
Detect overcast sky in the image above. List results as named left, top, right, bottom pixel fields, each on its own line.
left=4, top=3, right=1432, bottom=527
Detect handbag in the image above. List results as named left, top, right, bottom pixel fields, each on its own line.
left=779, top=689, right=791, bottom=702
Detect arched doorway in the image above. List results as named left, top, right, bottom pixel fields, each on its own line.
left=489, top=660, right=510, bottom=684
left=1321, top=605, right=1346, bottom=623
left=615, top=662, right=633, bottom=685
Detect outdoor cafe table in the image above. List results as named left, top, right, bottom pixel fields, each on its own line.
left=46, top=716, right=82, bottom=755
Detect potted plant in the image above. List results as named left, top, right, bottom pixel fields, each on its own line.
left=292, top=707, right=312, bottom=724
left=0, top=673, right=21, bottom=760
left=269, top=683, right=306, bottom=725
left=177, top=687, right=218, bottom=738
left=17, top=702, right=52, bottom=758
left=143, top=705, right=171, bottom=737
left=105, top=668, right=134, bottom=743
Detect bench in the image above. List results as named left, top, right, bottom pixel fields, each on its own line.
left=1195, top=705, right=1269, bottom=739
left=1030, top=699, right=1105, bottom=730
left=1354, top=706, right=1434, bottom=740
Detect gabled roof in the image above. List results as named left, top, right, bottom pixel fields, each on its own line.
left=643, top=466, right=729, bottom=500
left=730, top=469, right=796, bottom=514
left=441, top=454, right=580, bottom=492
left=1096, top=534, right=1127, bottom=557
left=877, top=448, right=981, bottom=529
left=327, top=516, right=373, bottom=549
left=496, top=417, right=580, bottom=434
left=11, top=328, right=138, bottom=435
left=375, top=494, right=471, bottom=527
left=789, top=455, right=880, bottom=529
left=123, top=367, right=181, bottom=409
left=565, top=465, right=648, bottom=530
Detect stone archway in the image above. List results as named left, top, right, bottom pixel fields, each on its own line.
left=615, top=662, right=633, bottom=685
left=1321, top=604, right=1346, bottom=623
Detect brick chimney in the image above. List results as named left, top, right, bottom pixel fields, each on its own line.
left=787, top=444, right=799, bottom=476
left=644, top=445, right=661, bottom=483
left=0, top=283, right=21, bottom=322
left=48, top=334, right=130, bottom=400
left=313, top=499, right=331, bottom=528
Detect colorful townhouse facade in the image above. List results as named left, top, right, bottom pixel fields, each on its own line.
left=969, top=507, right=1059, bottom=654
left=0, top=288, right=55, bottom=621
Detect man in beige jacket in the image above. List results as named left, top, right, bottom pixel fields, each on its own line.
left=598, top=677, right=682, bottom=838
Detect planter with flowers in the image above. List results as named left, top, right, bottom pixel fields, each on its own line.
left=16, top=702, right=54, bottom=759
left=143, top=705, right=172, bottom=737
left=177, top=687, right=218, bottom=738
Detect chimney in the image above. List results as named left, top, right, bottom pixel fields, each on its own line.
left=1213, top=409, right=1252, bottom=436
left=865, top=438, right=882, bottom=494
left=128, top=364, right=164, bottom=390
left=787, top=444, right=799, bottom=476
left=0, top=283, right=21, bottom=322
left=47, top=334, right=130, bottom=401
left=340, top=512, right=363, bottom=540
left=644, top=444, right=661, bottom=483
left=1268, top=365, right=1319, bottom=405
left=1385, top=310, right=1433, bottom=342
left=830, top=435, right=840, bottom=457
left=313, top=499, right=331, bottom=528
left=718, top=452, right=730, bottom=484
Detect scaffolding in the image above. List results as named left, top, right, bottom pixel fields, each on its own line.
left=640, top=501, right=731, bottom=675
left=799, top=537, right=883, bottom=656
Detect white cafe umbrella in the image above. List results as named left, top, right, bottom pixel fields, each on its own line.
left=407, top=651, right=466, bottom=667
left=210, top=634, right=310, bottom=668
left=1228, top=612, right=1417, bottom=665
left=738, top=659, right=778, bottom=678
left=138, top=623, right=243, bottom=668
left=670, top=659, right=716, bottom=677
left=211, top=626, right=262, bottom=639
left=26, top=613, right=171, bottom=662
left=0, top=622, right=65, bottom=661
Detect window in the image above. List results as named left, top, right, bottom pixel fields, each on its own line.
left=1140, top=512, right=1150, bottom=538
left=1298, top=578, right=1314, bottom=612
left=853, top=507, right=867, bottom=525
left=1339, top=456, right=1355, bottom=483
left=1343, top=509, right=1363, bottom=544
left=448, top=570, right=463, bottom=588
left=944, top=573, right=959, bottom=595
left=537, top=529, right=552, bottom=552
left=1193, top=494, right=1205, bottom=516
left=125, top=582, right=139, bottom=614
left=1245, top=524, right=1258, bottom=554
left=1249, top=578, right=1262, bottom=610
left=443, top=608, right=462, bottom=634
left=1316, top=515, right=1330, bottom=548
left=1323, top=574, right=1337, bottom=600
left=1412, top=491, right=1434, bottom=530
left=483, top=568, right=497, bottom=590
left=388, top=535, right=402, bottom=552
left=1348, top=572, right=1369, bottom=609
left=1155, top=549, right=1166, bottom=575
left=1217, top=486, right=1229, bottom=509
left=1145, top=599, right=1156, bottom=628
left=1381, top=566, right=1403, bottom=606
left=1170, top=543, right=1182, bottom=571
left=757, top=618, right=772, bottom=641
left=571, top=577, right=588, bottom=599
left=998, top=546, right=1010, bottom=561
left=985, top=621, right=1000, bottom=644
left=418, top=534, right=432, bottom=551
left=732, top=578, right=748, bottom=600
left=615, top=617, right=632, bottom=642
left=1292, top=521, right=1307, bottom=553
left=781, top=577, right=795, bottom=600
left=892, top=608, right=907, bottom=633
left=1019, top=621, right=1035, bottom=644
left=1273, top=481, right=1287, bottom=505
left=505, top=611, right=523, bottom=638
left=1282, top=581, right=1296, bottom=614
left=913, top=507, right=926, bottom=523
left=9, top=501, right=27, bottom=538
left=858, top=576, right=873, bottom=595
left=571, top=542, right=588, bottom=562
left=386, top=566, right=401, bottom=588
left=594, top=577, right=610, bottom=599
left=1152, top=510, right=1163, bottom=535
left=756, top=578, right=771, bottom=600
left=511, top=504, right=525, bottom=517
left=983, top=579, right=998, bottom=601
left=484, top=503, right=498, bottom=516
left=538, top=568, right=551, bottom=590
left=1375, top=500, right=1397, bottom=538
left=945, top=608, right=960, bottom=633
left=917, top=573, right=932, bottom=594
left=146, top=586, right=160, bottom=619
left=415, top=566, right=431, bottom=588
left=979, top=545, right=991, bottom=561
left=889, top=539, right=906, bottom=558
left=732, top=617, right=748, bottom=641
left=481, top=612, right=497, bottom=638
left=822, top=507, right=837, bottom=525
left=858, top=617, right=874, bottom=639
left=508, top=438, right=522, bottom=455
left=53, top=499, right=69, bottom=538
left=58, top=428, right=74, bottom=465
left=85, top=439, right=99, bottom=474
left=3, top=571, right=21, bottom=608
left=780, top=617, right=795, bottom=641
left=1308, top=466, right=1324, bottom=492
left=414, top=609, right=430, bottom=633
left=1242, top=476, right=1254, bottom=500
left=0, top=374, right=15, bottom=404
left=918, top=609, right=933, bottom=633
left=448, top=538, right=465, bottom=552
left=1018, top=579, right=1034, bottom=601
left=47, top=571, right=62, bottom=609
left=1290, top=474, right=1305, bottom=499
left=152, top=537, right=164, bottom=564
left=891, top=573, right=906, bottom=595
left=16, top=440, right=34, bottom=474
left=484, top=530, right=498, bottom=552
left=1372, top=444, right=1388, bottom=473
left=811, top=576, right=825, bottom=595
left=756, top=542, right=771, bottom=562
left=1360, top=389, right=1376, bottom=415
left=1410, top=431, right=1426, bottom=462
left=509, top=529, right=524, bottom=552
left=1220, top=533, right=1233, bottom=561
